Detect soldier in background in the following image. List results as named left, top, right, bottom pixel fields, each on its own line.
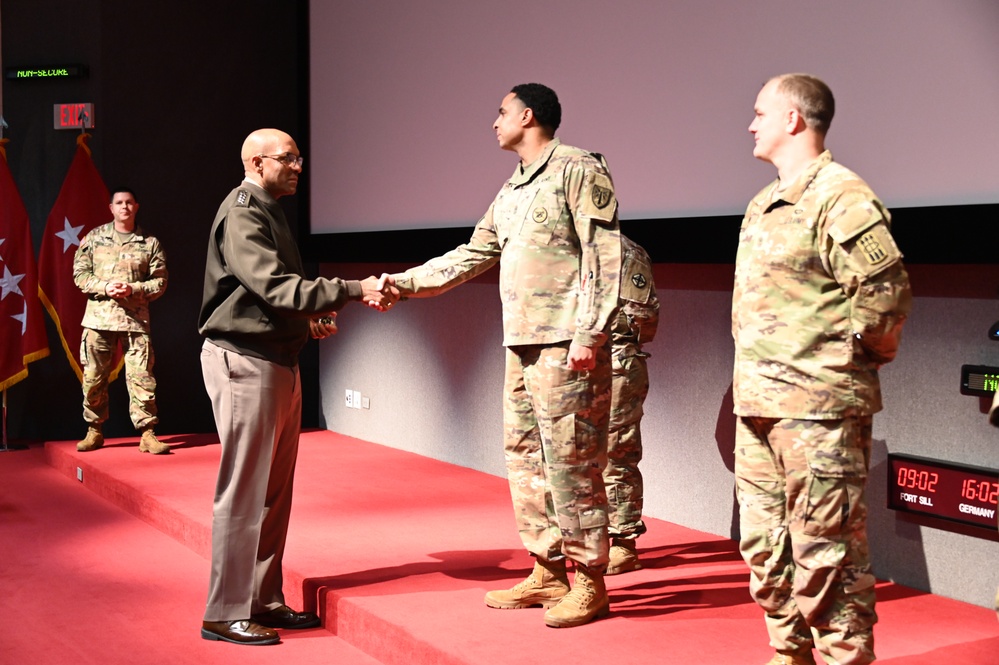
left=732, top=74, right=911, bottom=665
left=605, top=235, right=659, bottom=575
left=388, top=83, right=621, bottom=628
left=73, top=187, right=169, bottom=454
left=990, top=389, right=999, bottom=618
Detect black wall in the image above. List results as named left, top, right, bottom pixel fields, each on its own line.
left=1, top=0, right=308, bottom=440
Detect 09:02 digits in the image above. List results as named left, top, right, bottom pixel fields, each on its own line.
left=896, top=466, right=938, bottom=493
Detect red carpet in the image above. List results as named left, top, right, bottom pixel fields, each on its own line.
left=1, top=430, right=995, bottom=664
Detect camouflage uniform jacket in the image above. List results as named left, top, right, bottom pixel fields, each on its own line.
left=394, top=139, right=621, bottom=348
left=732, top=151, right=912, bottom=419
left=613, top=235, right=659, bottom=348
left=73, top=221, right=168, bottom=332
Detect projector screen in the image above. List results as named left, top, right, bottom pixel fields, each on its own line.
left=309, top=0, right=999, bottom=234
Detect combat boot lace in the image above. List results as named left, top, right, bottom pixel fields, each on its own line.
left=484, top=558, right=569, bottom=609
left=763, top=650, right=817, bottom=665
left=606, top=538, right=641, bottom=575
left=138, top=428, right=170, bottom=455
left=543, top=563, right=610, bottom=628
left=77, top=426, right=104, bottom=452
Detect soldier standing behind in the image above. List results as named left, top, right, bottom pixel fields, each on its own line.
left=732, top=74, right=911, bottom=665
left=73, top=187, right=169, bottom=454
left=388, top=83, right=621, bottom=628
left=990, top=389, right=999, bottom=617
left=605, top=234, right=659, bottom=575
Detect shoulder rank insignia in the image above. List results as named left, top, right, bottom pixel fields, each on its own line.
left=591, top=184, right=612, bottom=209
left=235, top=189, right=250, bottom=207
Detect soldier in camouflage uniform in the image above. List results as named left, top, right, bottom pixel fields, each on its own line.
left=72, top=187, right=169, bottom=454
left=990, top=391, right=999, bottom=617
left=605, top=235, right=659, bottom=575
left=389, top=83, right=621, bottom=628
left=732, top=74, right=912, bottom=665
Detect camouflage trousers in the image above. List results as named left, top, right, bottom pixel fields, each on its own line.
left=735, top=416, right=877, bottom=665
left=606, top=341, right=649, bottom=539
left=80, top=328, right=158, bottom=431
left=503, top=342, right=611, bottom=568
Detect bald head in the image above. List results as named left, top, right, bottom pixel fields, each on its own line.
left=241, top=128, right=302, bottom=199
left=241, top=128, right=294, bottom=168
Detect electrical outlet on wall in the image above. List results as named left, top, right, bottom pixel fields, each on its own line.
left=352, top=390, right=362, bottom=409
left=345, top=388, right=353, bottom=408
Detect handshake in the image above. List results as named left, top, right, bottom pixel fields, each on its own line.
left=310, top=273, right=401, bottom=340
left=361, top=273, right=400, bottom=312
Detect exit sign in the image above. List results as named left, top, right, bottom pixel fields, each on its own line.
left=54, top=103, right=94, bottom=130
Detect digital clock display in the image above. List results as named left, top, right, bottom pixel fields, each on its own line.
left=960, top=364, right=999, bottom=397
left=887, top=453, right=999, bottom=530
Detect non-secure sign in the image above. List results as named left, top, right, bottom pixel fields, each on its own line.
left=5, top=65, right=87, bottom=80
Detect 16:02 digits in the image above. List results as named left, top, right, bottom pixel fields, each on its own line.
left=962, top=478, right=999, bottom=505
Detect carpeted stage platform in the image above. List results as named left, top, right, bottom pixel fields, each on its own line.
left=5, top=430, right=997, bottom=664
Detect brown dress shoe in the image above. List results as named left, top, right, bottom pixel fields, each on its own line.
left=251, top=604, right=321, bottom=629
left=201, top=620, right=279, bottom=645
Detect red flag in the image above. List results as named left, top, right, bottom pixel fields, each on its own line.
left=37, top=133, right=111, bottom=382
left=0, top=138, right=50, bottom=391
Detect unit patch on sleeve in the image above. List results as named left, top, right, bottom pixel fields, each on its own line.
left=857, top=230, right=888, bottom=265
left=591, top=184, right=612, bottom=209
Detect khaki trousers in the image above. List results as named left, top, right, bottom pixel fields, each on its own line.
left=200, top=340, right=302, bottom=621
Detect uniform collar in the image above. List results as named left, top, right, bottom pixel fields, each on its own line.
left=240, top=178, right=278, bottom=206
left=767, top=150, right=833, bottom=208
left=101, top=220, right=145, bottom=240
left=509, top=137, right=560, bottom=186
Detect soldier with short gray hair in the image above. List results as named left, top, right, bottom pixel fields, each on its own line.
left=732, top=73, right=912, bottom=665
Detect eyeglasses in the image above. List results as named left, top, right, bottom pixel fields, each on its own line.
left=256, top=152, right=304, bottom=168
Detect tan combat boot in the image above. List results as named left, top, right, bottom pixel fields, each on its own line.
left=763, top=649, right=817, bottom=665
left=77, top=426, right=104, bottom=452
left=606, top=538, right=641, bottom=575
left=484, top=558, right=569, bottom=609
left=138, top=428, right=170, bottom=454
left=543, top=563, right=610, bottom=628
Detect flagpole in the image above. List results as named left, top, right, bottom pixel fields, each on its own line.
left=0, top=389, right=25, bottom=451
left=1, top=388, right=21, bottom=451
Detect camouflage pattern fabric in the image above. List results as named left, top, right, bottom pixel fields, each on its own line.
left=732, top=153, right=911, bottom=665
left=606, top=235, right=659, bottom=538
left=732, top=151, right=911, bottom=419
left=73, top=222, right=168, bottom=332
left=393, top=139, right=622, bottom=566
left=504, top=342, right=611, bottom=567
left=74, top=221, right=166, bottom=430
left=736, top=416, right=876, bottom=665
left=392, top=139, right=621, bottom=349
left=992, top=391, right=999, bottom=617
left=81, top=328, right=158, bottom=430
